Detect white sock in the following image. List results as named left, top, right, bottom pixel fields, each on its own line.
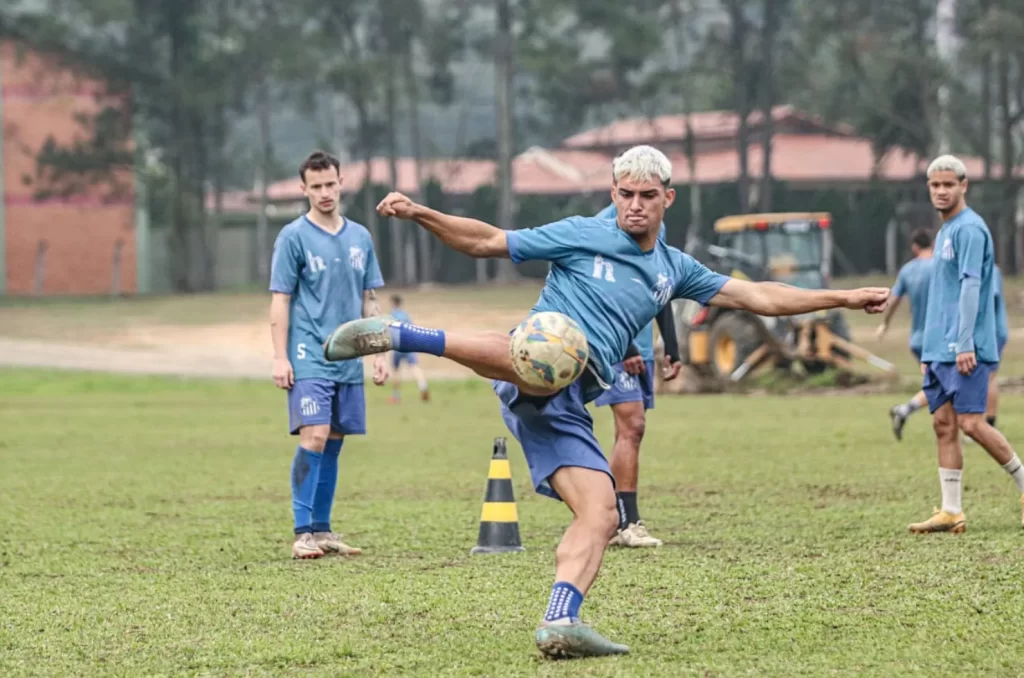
left=896, top=399, right=923, bottom=417
left=417, top=376, right=428, bottom=392
left=939, top=468, right=963, bottom=515
left=1001, top=455, right=1024, bottom=494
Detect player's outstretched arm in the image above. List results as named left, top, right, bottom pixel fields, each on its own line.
left=377, top=192, right=508, bottom=259
left=708, top=278, right=889, bottom=316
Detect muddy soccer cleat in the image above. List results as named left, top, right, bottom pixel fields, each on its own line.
left=313, top=531, right=362, bottom=556
left=535, top=622, right=629, bottom=659
left=908, top=508, right=966, bottom=534
left=608, top=521, right=663, bottom=548
left=324, top=317, right=394, bottom=361
left=889, top=406, right=908, bottom=441
left=292, top=532, right=325, bottom=559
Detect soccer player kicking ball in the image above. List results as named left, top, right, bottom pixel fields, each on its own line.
left=323, top=145, right=888, bottom=659
left=592, top=202, right=682, bottom=548
left=269, top=150, right=390, bottom=560
left=877, top=228, right=935, bottom=440
left=908, top=155, right=1024, bottom=534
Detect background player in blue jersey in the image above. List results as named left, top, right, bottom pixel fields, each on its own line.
left=323, top=145, right=889, bottom=659
left=269, top=150, right=389, bottom=560
left=388, top=294, right=431, bottom=403
left=591, top=202, right=681, bottom=548
left=907, top=155, right=1024, bottom=534
left=877, top=228, right=934, bottom=440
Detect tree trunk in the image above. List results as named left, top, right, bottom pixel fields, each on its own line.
left=404, top=47, right=431, bottom=286
left=385, top=52, right=403, bottom=286
left=493, top=0, right=518, bottom=282
left=728, top=0, right=751, bottom=213
left=256, top=78, right=272, bottom=284
left=757, top=0, right=779, bottom=212
left=997, top=51, right=1011, bottom=269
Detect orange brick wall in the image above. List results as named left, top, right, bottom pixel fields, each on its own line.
left=1, top=40, right=136, bottom=295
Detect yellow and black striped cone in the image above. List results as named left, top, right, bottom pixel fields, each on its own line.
left=470, top=437, right=525, bottom=554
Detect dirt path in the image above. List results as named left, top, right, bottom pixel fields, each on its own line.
left=0, top=336, right=474, bottom=380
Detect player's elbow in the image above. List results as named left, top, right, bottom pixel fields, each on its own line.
left=466, top=232, right=509, bottom=259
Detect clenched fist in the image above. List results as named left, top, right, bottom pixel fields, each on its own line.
left=844, top=288, right=890, bottom=314
left=376, top=192, right=421, bottom=220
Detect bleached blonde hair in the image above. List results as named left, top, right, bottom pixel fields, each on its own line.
left=612, top=145, right=672, bottom=187
left=927, top=154, right=967, bottom=180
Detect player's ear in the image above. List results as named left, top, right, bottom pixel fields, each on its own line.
left=663, top=187, right=676, bottom=209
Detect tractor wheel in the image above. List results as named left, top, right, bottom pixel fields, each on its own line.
left=708, top=313, right=762, bottom=382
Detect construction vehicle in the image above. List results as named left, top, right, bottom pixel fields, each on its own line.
left=665, top=212, right=897, bottom=389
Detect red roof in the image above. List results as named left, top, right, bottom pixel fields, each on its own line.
left=561, top=105, right=857, bottom=149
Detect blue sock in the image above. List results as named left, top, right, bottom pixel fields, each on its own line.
left=291, top=446, right=323, bottom=534
left=311, top=438, right=343, bottom=532
left=544, top=581, right=583, bottom=623
left=388, top=322, right=446, bottom=356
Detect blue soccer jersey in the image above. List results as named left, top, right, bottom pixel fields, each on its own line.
left=506, top=216, right=727, bottom=386
left=921, top=207, right=998, bottom=364
left=892, top=256, right=934, bottom=353
left=592, top=203, right=668, bottom=362
left=270, top=216, right=384, bottom=383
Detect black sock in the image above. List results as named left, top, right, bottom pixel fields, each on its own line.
left=987, top=415, right=997, bottom=428
left=616, top=491, right=640, bottom=529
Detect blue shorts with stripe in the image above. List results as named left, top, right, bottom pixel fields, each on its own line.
left=287, top=378, right=366, bottom=435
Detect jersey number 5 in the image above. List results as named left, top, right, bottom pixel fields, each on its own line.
left=296, top=343, right=306, bottom=360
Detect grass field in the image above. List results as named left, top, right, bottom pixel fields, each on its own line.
left=3, top=369, right=1024, bottom=676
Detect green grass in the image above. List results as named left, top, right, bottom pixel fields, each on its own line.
left=3, top=369, right=1024, bottom=676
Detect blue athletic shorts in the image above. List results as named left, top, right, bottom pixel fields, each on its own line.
left=593, top=360, right=655, bottom=410
left=493, top=376, right=613, bottom=501
left=391, top=351, right=419, bottom=369
left=922, top=362, right=996, bottom=415
left=287, top=378, right=366, bottom=435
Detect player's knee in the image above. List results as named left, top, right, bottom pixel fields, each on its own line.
left=299, top=427, right=330, bottom=452
left=931, top=412, right=957, bottom=441
left=579, top=498, right=619, bottom=541
left=958, top=415, right=985, bottom=439
left=615, top=412, right=646, bottom=447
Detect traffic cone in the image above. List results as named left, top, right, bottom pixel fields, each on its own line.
left=470, top=437, right=525, bottom=554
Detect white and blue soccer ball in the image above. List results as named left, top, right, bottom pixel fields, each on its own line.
left=510, top=311, right=589, bottom=391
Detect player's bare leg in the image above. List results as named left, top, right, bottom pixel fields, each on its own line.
left=910, top=404, right=966, bottom=533
left=535, top=466, right=628, bottom=659
left=889, top=391, right=928, bottom=441
left=324, top=317, right=556, bottom=396
left=607, top=402, right=661, bottom=547
left=958, top=411, right=1024, bottom=527
left=410, top=364, right=431, bottom=401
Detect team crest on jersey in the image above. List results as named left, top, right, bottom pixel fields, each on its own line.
left=941, top=237, right=954, bottom=261
left=349, top=247, right=366, bottom=272
left=653, top=273, right=673, bottom=306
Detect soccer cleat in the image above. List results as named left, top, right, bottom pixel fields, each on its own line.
left=908, top=508, right=966, bottom=534
left=535, top=622, right=629, bottom=659
left=889, top=406, right=908, bottom=441
left=324, top=317, right=393, bottom=361
left=420, top=389, right=430, bottom=402
left=313, top=531, right=362, bottom=556
left=608, top=521, right=663, bottom=548
left=292, top=533, right=325, bottom=559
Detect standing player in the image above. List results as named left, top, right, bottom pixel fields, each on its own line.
left=908, top=155, right=1024, bottom=534
left=592, top=202, right=682, bottom=548
left=388, top=294, right=431, bottom=403
left=269, top=150, right=389, bottom=560
left=323, top=145, right=888, bottom=658
left=877, top=228, right=935, bottom=440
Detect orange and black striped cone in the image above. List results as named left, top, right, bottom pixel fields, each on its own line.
left=470, top=437, right=525, bottom=554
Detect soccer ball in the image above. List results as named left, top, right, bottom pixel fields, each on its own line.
left=509, top=312, right=590, bottom=391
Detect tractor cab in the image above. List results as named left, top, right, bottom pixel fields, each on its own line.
left=712, top=212, right=833, bottom=290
